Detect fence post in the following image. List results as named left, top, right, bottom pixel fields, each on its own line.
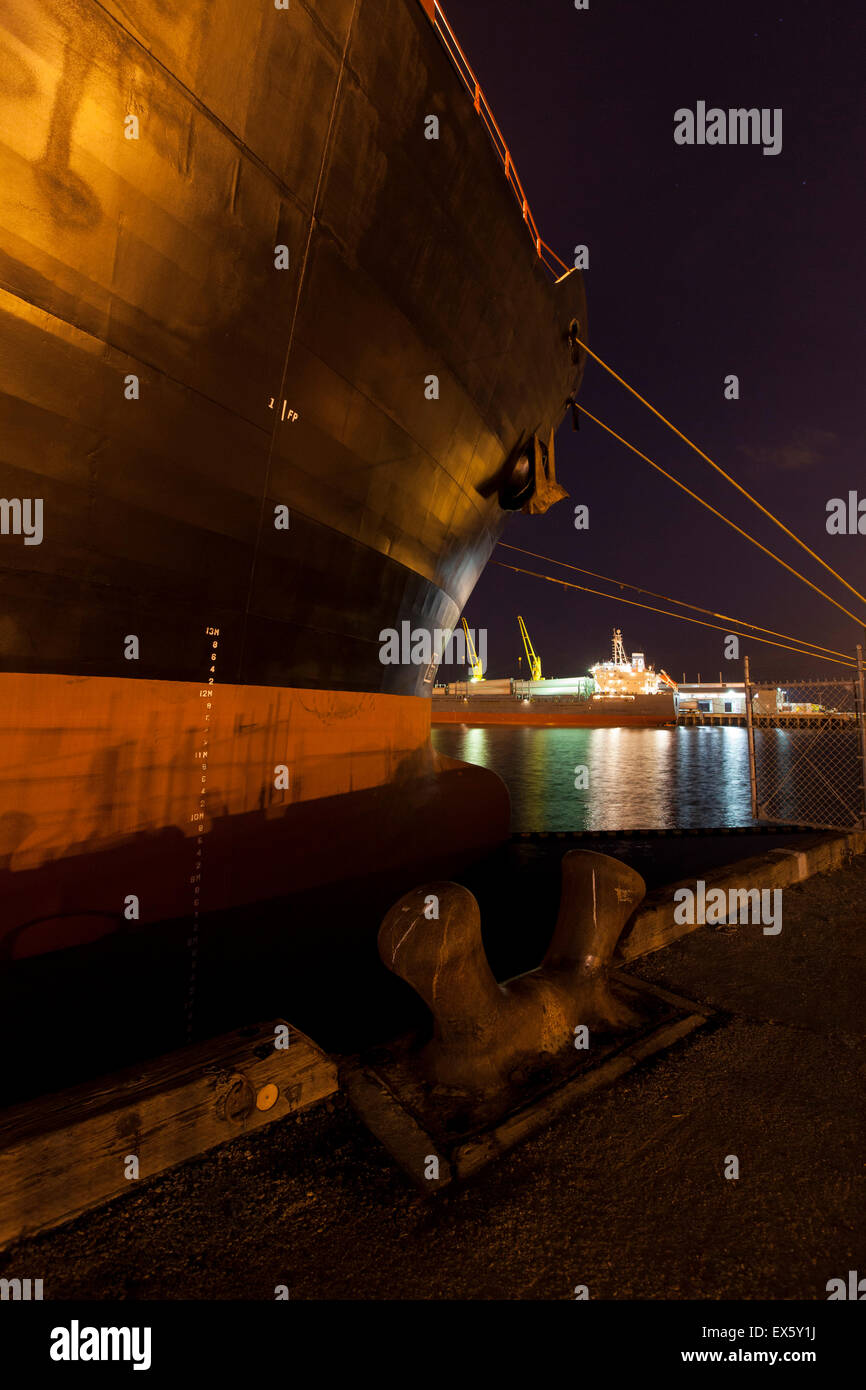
left=744, top=655, right=758, bottom=819
left=856, top=645, right=866, bottom=829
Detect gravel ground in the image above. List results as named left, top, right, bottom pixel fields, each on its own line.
left=2, top=855, right=864, bottom=1300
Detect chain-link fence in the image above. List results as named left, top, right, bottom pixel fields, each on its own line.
left=744, top=654, right=866, bottom=830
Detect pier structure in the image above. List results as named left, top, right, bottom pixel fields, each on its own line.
left=677, top=709, right=858, bottom=729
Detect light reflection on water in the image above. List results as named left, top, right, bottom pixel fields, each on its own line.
left=431, top=724, right=752, bottom=831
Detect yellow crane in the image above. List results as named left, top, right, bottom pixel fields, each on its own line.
left=517, top=615, right=542, bottom=681
left=462, top=617, right=484, bottom=680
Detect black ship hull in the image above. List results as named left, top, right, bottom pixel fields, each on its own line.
left=0, top=0, right=586, bottom=960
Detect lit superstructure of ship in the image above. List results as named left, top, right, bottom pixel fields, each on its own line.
left=589, top=629, right=678, bottom=700
left=431, top=627, right=678, bottom=728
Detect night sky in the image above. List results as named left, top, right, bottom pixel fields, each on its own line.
left=443, top=0, right=866, bottom=683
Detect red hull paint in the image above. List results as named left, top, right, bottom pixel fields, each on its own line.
left=1, top=674, right=509, bottom=959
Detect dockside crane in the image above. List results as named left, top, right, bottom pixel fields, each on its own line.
left=658, top=669, right=679, bottom=692
left=517, top=615, right=542, bottom=681
left=462, top=617, right=484, bottom=680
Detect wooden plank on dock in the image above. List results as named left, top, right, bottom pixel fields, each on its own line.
left=339, top=1060, right=453, bottom=1191
left=0, top=1020, right=337, bottom=1249
left=452, top=1012, right=707, bottom=1181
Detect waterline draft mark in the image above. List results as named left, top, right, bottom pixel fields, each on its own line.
left=186, top=625, right=220, bottom=1041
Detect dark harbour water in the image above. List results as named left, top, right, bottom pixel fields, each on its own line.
left=431, top=724, right=757, bottom=831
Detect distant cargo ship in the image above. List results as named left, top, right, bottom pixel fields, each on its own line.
left=0, top=0, right=587, bottom=961
left=590, top=628, right=679, bottom=700
left=432, top=630, right=677, bottom=726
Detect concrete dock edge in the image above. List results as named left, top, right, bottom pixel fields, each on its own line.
left=617, top=829, right=866, bottom=961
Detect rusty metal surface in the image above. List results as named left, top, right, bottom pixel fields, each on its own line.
left=377, top=850, right=648, bottom=1105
